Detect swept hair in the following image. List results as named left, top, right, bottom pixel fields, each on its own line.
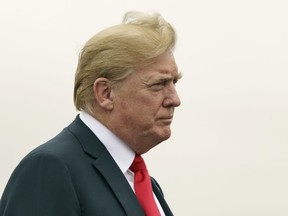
left=74, top=11, right=176, bottom=113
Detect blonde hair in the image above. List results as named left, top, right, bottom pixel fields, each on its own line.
left=74, top=11, right=176, bottom=113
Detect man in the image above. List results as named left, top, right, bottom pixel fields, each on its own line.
left=0, top=11, right=181, bottom=216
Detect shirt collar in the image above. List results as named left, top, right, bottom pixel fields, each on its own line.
left=79, top=111, right=135, bottom=174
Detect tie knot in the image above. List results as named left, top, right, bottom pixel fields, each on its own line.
left=130, top=154, right=147, bottom=172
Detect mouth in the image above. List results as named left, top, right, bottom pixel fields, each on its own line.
left=158, top=116, right=173, bottom=124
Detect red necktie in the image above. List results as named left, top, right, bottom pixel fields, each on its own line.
left=130, top=154, right=161, bottom=216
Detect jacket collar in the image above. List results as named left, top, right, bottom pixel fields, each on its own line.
left=69, top=115, right=174, bottom=215
left=68, top=115, right=145, bottom=215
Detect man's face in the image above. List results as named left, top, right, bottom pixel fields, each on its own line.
left=110, top=50, right=181, bottom=154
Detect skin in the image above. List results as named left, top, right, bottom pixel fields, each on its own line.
left=93, top=50, right=181, bottom=154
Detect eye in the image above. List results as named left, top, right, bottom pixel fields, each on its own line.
left=150, top=81, right=166, bottom=91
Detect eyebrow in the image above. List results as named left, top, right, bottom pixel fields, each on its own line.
left=162, top=71, right=182, bottom=82
left=175, top=71, right=183, bottom=82
left=157, top=67, right=182, bottom=78
left=147, top=72, right=182, bottom=86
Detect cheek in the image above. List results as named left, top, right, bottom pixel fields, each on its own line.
left=115, top=90, right=164, bottom=123
left=119, top=101, right=156, bottom=127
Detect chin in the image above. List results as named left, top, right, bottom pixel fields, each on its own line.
left=137, top=133, right=171, bottom=154
left=153, top=131, right=171, bottom=146
left=160, top=127, right=172, bottom=140
left=136, top=127, right=172, bottom=154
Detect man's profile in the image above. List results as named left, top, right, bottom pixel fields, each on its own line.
left=0, top=11, right=181, bottom=216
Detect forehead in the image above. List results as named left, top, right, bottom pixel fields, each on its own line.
left=137, top=51, right=179, bottom=79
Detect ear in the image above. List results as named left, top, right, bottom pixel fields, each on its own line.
left=93, top=78, right=114, bottom=111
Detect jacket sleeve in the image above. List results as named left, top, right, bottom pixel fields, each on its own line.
left=0, top=152, right=81, bottom=216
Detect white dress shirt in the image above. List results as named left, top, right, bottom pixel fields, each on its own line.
left=79, top=112, right=165, bottom=215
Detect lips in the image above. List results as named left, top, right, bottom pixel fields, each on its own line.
left=158, top=116, right=173, bottom=124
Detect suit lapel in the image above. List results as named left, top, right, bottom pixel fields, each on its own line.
left=93, top=151, right=145, bottom=216
left=152, top=178, right=174, bottom=216
left=68, top=116, right=145, bottom=216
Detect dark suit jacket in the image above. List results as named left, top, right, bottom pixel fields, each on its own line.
left=0, top=116, right=173, bottom=216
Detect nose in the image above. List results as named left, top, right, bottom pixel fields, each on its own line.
left=163, top=84, right=181, bottom=107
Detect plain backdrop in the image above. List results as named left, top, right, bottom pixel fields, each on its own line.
left=1, top=0, right=288, bottom=215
